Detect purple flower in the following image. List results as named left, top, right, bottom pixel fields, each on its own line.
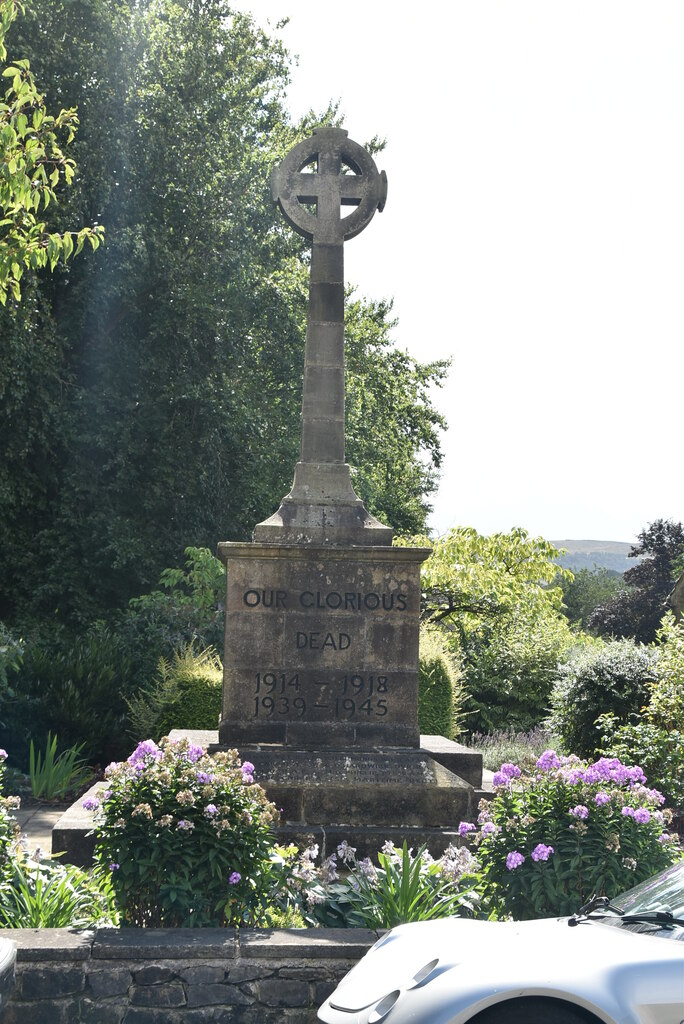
left=229, top=871, right=242, bottom=885
left=82, top=796, right=100, bottom=811
left=570, top=805, right=589, bottom=820
left=621, top=806, right=635, bottom=817
left=127, top=740, right=161, bottom=766
left=481, top=821, right=499, bottom=837
left=531, top=843, right=554, bottom=862
left=196, top=771, right=214, bottom=784
left=506, top=851, right=525, bottom=870
left=633, top=808, right=650, bottom=824
left=109, top=862, right=119, bottom=871
left=492, top=771, right=510, bottom=787
left=0, top=749, right=7, bottom=760
left=536, top=749, right=561, bottom=772
left=204, top=803, right=218, bottom=817
left=241, top=761, right=255, bottom=775
left=500, top=762, right=521, bottom=780
left=458, top=821, right=476, bottom=836
left=186, top=743, right=205, bottom=764
left=176, top=819, right=194, bottom=831
left=594, top=791, right=610, bottom=806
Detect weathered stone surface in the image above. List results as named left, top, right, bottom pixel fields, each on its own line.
left=130, top=981, right=185, bottom=1007
left=420, top=735, right=483, bottom=788
left=92, top=929, right=236, bottom=960
left=224, top=964, right=272, bottom=984
left=4, top=997, right=81, bottom=1024
left=87, top=968, right=132, bottom=997
left=238, top=929, right=377, bottom=960
left=179, top=965, right=226, bottom=985
left=80, top=997, right=127, bottom=1024
left=253, top=128, right=389, bottom=548
left=18, top=965, right=85, bottom=999
left=132, top=965, right=174, bottom=985
left=0, top=929, right=93, bottom=961
left=217, top=543, right=429, bottom=750
left=257, top=978, right=310, bottom=1008
left=186, top=984, right=253, bottom=1008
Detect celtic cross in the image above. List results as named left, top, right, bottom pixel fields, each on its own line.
left=254, top=127, right=390, bottom=544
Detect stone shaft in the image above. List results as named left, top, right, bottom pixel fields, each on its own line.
left=300, top=242, right=345, bottom=465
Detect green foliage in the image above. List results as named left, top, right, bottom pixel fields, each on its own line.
left=119, top=547, right=226, bottom=680
left=324, top=842, right=477, bottom=929
left=472, top=752, right=680, bottom=920
left=462, top=602, right=578, bottom=734
left=549, top=639, right=657, bottom=758
left=0, top=622, right=22, bottom=712
left=345, top=295, right=448, bottom=534
left=418, top=625, right=464, bottom=739
left=0, top=0, right=444, bottom=628
left=649, top=612, right=684, bottom=728
left=126, top=644, right=222, bottom=742
left=0, top=752, right=20, bottom=879
left=93, top=736, right=279, bottom=927
left=289, top=839, right=478, bottom=929
left=470, top=725, right=562, bottom=773
left=400, top=528, right=576, bottom=734
left=0, top=0, right=103, bottom=304
left=588, top=519, right=684, bottom=643
left=1, top=622, right=133, bottom=766
left=405, top=527, right=571, bottom=624
left=598, top=719, right=684, bottom=809
left=29, top=732, right=92, bottom=799
left=560, top=567, right=626, bottom=631
left=599, top=614, right=684, bottom=807
left=0, top=853, right=117, bottom=927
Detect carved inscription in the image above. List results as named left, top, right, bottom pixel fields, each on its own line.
left=242, top=589, right=407, bottom=611
left=252, top=671, right=391, bottom=721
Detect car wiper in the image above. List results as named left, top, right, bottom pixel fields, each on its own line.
left=568, top=895, right=624, bottom=927
left=619, top=911, right=684, bottom=928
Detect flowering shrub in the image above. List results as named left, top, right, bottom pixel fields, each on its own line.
left=470, top=751, right=681, bottom=920
left=283, top=839, right=479, bottom=928
left=0, top=749, right=20, bottom=880
left=92, top=737, right=279, bottom=926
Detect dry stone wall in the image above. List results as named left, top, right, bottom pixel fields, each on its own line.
left=0, top=927, right=375, bottom=1024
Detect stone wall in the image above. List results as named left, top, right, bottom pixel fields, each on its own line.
left=0, top=927, right=375, bottom=1024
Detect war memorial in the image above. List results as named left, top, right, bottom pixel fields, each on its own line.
left=53, top=127, right=484, bottom=863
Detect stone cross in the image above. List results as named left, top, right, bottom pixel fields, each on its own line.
left=254, top=127, right=391, bottom=545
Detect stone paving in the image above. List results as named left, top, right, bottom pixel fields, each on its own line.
left=11, top=802, right=69, bottom=858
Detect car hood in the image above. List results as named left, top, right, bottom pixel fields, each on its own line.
left=327, top=915, right=684, bottom=1013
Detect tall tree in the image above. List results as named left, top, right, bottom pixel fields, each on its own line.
left=588, top=519, right=684, bottom=642
left=0, top=0, right=103, bottom=303
left=0, top=0, right=445, bottom=625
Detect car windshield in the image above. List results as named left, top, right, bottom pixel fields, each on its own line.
left=612, top=860, right=684, bottom=918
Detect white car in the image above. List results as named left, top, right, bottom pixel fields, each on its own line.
left=318, top=861, right=684, bottom=1024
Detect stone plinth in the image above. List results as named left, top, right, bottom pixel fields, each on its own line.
left=217, top=542, right=430, bottom=749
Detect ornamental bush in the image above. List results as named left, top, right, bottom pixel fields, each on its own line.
left=469, top=751, right=681, bottom=920
left=598, top=614, right=684, bottom=808
left=126, top=644, right=222, bottom=742
left=548, top=639, right=657, bottom=758
left=91, top=737, right=279, bottom=926
left=418, top=626, right=465, bottom=739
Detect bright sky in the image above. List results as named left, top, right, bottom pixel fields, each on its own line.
left=236, top=0, right=683, bottom=544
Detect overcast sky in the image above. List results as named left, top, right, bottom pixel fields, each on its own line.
left=236, top=0, right=683, bottom=544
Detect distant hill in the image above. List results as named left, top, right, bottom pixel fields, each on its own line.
left=551, top=539, right=640, bottom=574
